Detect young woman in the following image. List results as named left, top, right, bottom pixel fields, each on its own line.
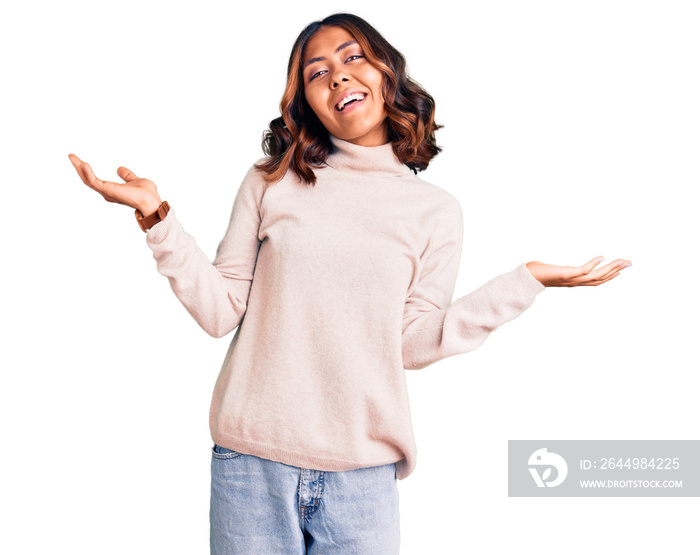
left=68, top=12, right=630, bottom=554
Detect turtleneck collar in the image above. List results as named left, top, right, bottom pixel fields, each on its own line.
left=325, top=134, right=414, bottom=178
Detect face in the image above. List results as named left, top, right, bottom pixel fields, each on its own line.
left=302, top=26, right=389, bottom=147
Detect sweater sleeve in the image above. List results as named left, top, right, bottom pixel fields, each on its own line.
left=401, top=199, right=545, bottom=369
left=145, top=165, right=265, bottom=338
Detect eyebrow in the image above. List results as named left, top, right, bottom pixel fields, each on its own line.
left=303, top=40, right=359, bottom=70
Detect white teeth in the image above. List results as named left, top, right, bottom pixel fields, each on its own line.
left=336, top=93, right=366, bottom=111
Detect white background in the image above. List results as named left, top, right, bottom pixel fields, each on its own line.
left=1, top=0, right=698, bottom=553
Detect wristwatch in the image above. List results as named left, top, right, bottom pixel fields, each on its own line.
left=135, top=200, right=170, bottom=232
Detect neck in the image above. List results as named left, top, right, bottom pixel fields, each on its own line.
left=326, top=135, right=414, bottom=178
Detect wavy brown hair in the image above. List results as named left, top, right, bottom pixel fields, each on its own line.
left=255, top=13, right=443, bottom=185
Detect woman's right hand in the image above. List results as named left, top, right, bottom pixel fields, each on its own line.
left=68, top=153, right=163, bottom=216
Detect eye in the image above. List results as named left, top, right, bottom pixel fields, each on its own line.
left=309, top=69, right=327, bottom=82
left=345, top=54, right=363, bottom=62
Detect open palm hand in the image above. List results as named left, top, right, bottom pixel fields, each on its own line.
left=68, top=153, right=162, bottom=216
left=527, top=257, right=631, bottom=287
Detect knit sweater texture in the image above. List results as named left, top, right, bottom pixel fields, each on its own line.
left=146, top=135, right=545, bottom=480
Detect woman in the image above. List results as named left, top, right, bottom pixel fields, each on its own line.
left=68, top=12, right=630, bottom=554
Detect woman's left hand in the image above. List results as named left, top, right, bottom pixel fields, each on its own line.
left=526, top=257, right=631, bottom=287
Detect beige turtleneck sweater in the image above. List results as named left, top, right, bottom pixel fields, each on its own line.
left=145, top=135, right=545, bottom=480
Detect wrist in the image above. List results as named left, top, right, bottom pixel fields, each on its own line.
left=137, top=195, right=163, bottom=218
left=526, top=261, right=546, bottom=286
left=135, top=200, right=170, bottom=232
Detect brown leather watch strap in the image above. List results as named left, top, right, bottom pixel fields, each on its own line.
left=135, top=201, right=170, bottom=232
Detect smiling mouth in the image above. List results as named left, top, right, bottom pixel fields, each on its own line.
left=335, top=93, right=367, bottom=111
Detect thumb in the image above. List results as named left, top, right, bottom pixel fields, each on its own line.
left=581, top=256, right=604, bottom=274
left=117, top=166, right=139, bottom=182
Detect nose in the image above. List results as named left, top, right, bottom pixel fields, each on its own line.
left=330, top=70, right=349, bottom=88
left=333, top=77, right=349, bottom=89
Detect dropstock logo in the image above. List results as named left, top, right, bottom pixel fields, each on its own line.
left=528, top=448, right=568, bottom=488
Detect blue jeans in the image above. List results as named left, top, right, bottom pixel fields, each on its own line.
left=210, top=444, right=400, bottom=554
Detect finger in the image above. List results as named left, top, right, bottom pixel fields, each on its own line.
left=82, top=161, right=105, bottom=190
left=81, top=161, right=104, bottom=192
left=68, top=154, right=91, bottom=186
left=593, top=260, right=624, bottom=280
left=581, top=263, right=629, bottom=286
left=558, top=265, right=585, bottom=280
left=592, top=270, right=621, bottom=286
left=83, top=162, right=120, bottom=201
left=567, top=273, right=614, bottom=287
left=601, top=260, right=632, bottom=280
left=563, top=263, right=619, bottom=285
left=77, top=161, right=96, bottom=191
left=563, top=257, right=603, bottom=280
left=117, top=166, right=139, bottom=182
left=579, top=259, right=625, bottom=282
left=580, top=256, right=605, bottom=275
